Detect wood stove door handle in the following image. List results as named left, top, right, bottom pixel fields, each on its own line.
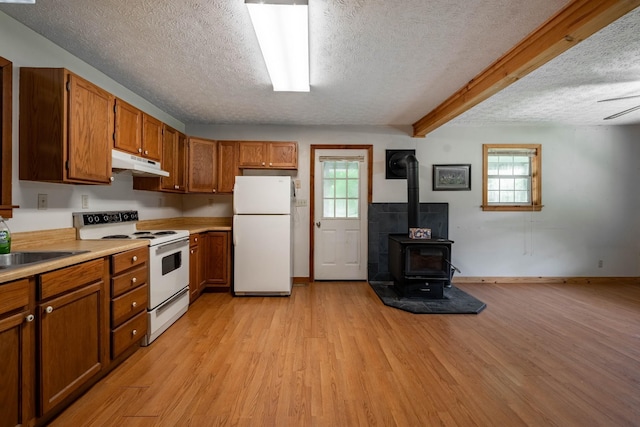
left=315, top=222, right=321, bottom=228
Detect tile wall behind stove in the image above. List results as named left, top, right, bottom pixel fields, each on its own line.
left=368, top=203, right=448, bottom=281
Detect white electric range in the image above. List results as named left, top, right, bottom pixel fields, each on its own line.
left=73, top=210, right=190, bottom=345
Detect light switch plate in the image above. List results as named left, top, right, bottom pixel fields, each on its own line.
left=37, top=194, right=47, bottom=210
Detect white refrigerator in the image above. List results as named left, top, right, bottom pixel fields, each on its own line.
left=233, top=176, right=294, bottom=295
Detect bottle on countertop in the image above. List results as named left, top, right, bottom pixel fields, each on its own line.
left=0, top=216, right=11, bottom=254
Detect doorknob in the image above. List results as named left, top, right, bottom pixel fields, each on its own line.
left=315, top=221, right=321, bottom=228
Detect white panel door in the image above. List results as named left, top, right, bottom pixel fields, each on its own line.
left=313, top=150, right=368, bottom=280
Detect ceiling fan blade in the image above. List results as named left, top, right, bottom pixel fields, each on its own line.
left=598, top=94, right=640, bottom=103
left=603, top=104, right=640, bottom=120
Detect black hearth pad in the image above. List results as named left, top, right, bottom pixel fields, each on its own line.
left=369, top=281, right=486, bottom=314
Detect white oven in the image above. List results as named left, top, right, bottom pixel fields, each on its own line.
left=73, top=210, right=190, bottom=346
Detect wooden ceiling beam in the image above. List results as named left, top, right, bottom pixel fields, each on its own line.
left=412, top=0, right=640, bottom=137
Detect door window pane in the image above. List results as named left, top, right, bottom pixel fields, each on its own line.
left=321, top=160, right=360, bottom=218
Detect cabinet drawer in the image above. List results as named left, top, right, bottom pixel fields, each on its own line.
left=111, top=265, right=147, bottom=298
left=111, top=284, right=147, bottom=327
left=111, top=247, right=148, bottom=275
left=0, top=278, right=30, bottom=316
left=189, top=234, right=200, bottom=246
left=111, top=310, right=147, bottom=359
left=39, top=259, right=104, bottom=300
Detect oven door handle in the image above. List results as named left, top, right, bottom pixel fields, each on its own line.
left=154, top=237, right=189, bottom=254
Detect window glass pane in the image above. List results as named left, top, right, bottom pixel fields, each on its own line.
left=347, top=199, right=359, bottom=218
left=487, top=158, right=499, bottom=175
left=513, top=160, right=530, bottom=175
left=347, top=162, right=359, bottom=178
left=335, top=162, right=347, bottom=178
left=515, top=191, right=529, bottom=203
left=498, top=156, right=513, bottom=163
left=335, top=179, right=347, bottom=198
left=500, top=178, right=514, bottom=190
left=488, top=191, right=500, bottom=203
left=335, top=199, right=347, bottom=217
left=323, top=179, right=334, bottom=198
left=500, top=191, right=514, bottom=203
left=498, top=163, right=513, bottom=175
left=487, top=178, right=500, bottom=190
left=323, top=162, right=335, bottom=178
left=323, top=199, right=334, bottom=218
left=514, top=178, right=529, bottom=190
left=347, top=179, right=359, bottom=198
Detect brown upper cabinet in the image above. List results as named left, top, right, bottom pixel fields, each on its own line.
left=114, top=98, right=161, bottom=162
left=113, top=98, right=142, bottom=156
left=238, top=141, right=297, bottom=169
left=133, top=125, right=187, bottom=193
left=0, top=56, right=14, bottom=218
left=19, top=68, right=114, bottom=184
left=141, top=114, right=162, bottom=161
left=187, top=137, right=218, bottom=193
left=217, top=141, right=239, bottom=194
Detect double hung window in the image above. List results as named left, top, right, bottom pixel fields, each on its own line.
left=482, top=144, right=542, bottom=211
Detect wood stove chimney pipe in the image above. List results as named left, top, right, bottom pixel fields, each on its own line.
left=389, top=153, right=420, bottom=230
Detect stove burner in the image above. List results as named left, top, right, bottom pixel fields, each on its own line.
left=137, top=236, right=156, bottom=239
left=133, top=231, right=153, bottom=235
left=154, top=231, right=177, bottom=236
left=102, top=235, right=131, bottom=239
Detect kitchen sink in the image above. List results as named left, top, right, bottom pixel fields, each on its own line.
left=0, top=251, right=90, bottom=270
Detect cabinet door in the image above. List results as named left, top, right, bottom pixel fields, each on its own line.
left=189, top=239, right=201, bottom=303
left=141, top=114, right=162, bottom=161
left=187, top=137, right=217, bottom=193
left=202, top=231, right=230, bottom=289
left=39, top=282, right=104, bottom=415
left=114, top=98, right=142, bottom=155
left=238, top=141, right=267, bottom=168
left=176, top=132, right=188, bottom=192
left=217, top=141, right=238, bottom=193
left=160, top=125, right=178, bottom=191
left=0, top=279, right=34, bottom=427
left=268, top=142, right=298, bottom=169
left=67, top=74, right=114, bottom=183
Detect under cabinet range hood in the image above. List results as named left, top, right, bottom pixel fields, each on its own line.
left=111, top=149, right=169, bottom=177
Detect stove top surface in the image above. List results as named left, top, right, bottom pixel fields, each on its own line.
left=73, top=210, right=189, bottom=246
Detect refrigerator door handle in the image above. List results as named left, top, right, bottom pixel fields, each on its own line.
left=233, top=216, right=237, bottom=246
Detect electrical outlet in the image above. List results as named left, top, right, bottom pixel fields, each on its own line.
left=81, top=195, right=89, bottom=209
left=295, top=179, right=301, bottom=189
left=37, top=194, right=48, bottom=210
left=295, top=199, right=307, bottom=207
left=598, top=259, right=603, bottom=268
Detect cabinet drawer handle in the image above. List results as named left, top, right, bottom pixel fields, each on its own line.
left=261, top=162, right=266, bottom=166
left=174, top=185, right=179, bottom=189
left=144, top=150, right=149, bottom=155
left=132, top=301, right=137, bottom=308
left=26, top=314, right=35, bottom=322
left=45, top=306, right=53, bottom=314
left=269, top=162, right=273, bottom=166
left=132, top=329, right=137, bottom=336
left=194, top=237, right=198, bottom=242
left=138, top=148, right=143, bottom=153
left=132, top=255, right=138, bottom=262
left=190, top=249, right=194, bottom=254
left=131, top=277, right=137, bottom=284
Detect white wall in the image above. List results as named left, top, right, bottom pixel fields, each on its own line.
left=187, top=123, right=640, bottom=278
left=1, top=11, right=185, bottom=232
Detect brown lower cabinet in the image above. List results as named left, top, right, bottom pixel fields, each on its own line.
left=38, top=258, right=109, bottom=416
left=202, top=231, right=232, bottom=292
left=0, top=278, right=35, bottom=427
left=0, top=250, right=150, bottom=426
left=189, top=231, right=232, bottom=303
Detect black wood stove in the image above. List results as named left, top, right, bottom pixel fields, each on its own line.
left=388, top=234, right=454, bottom=299
left=385, top=151, right=458, bottom=299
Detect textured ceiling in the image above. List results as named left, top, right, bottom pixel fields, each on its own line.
left=1, top=0, right=639, bottom=130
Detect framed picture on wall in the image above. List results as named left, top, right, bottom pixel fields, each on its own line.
left=433, top=164, right=471, bottom=191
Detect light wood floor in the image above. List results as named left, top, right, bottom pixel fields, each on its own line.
left=50, top=281, right=640, bottom=426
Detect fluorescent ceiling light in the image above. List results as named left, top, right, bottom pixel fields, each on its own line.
left=246, top=0, right=309, bottom=92
left=0, top=0, right=35, bottom=3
